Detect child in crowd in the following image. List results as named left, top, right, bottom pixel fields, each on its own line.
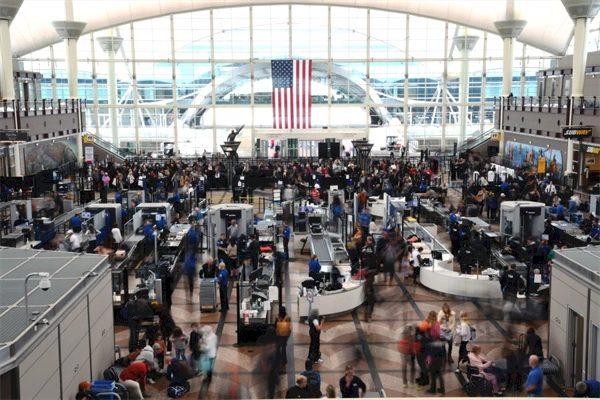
left=169, top=326, right=189, bottom=361
left=189, top=323, right=203, bottom=375
left=153, top=332, right=167, bottom=372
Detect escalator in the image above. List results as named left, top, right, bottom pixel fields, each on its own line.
left=84, top=133, right=133, bottom=163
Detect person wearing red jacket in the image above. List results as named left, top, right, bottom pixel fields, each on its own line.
left=119, top=360, right=153, bottom=399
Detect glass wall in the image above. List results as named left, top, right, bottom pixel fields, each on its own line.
left=17, top=5, right=554, bottom=156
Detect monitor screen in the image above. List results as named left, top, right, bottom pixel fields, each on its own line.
left=155, top=214, right=167, bottom=222
left=81, top=212, right=91, bottom=219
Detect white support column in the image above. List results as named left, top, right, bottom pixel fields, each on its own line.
left=453, top=28, right=479, bottom=146
left=403, top=15, right=409, bottom=148
left=249, top=6, right=255, bottom=157
left=170, top=15, right=178, bottom=156
left=480, top=32, right=488, bottom=137
left=520, top=44, right=527, bottom=96
left=90, top=33, right=100, bottom=135
left=130, top=23, right=140, bottom=155
left=52, top=20, right=87, bottom=165
left=441, top=21, right=449, bottom=152
left=49, top=45, right=58, bottom=100
left=572, top=17, right=590, bottom=98
left=210, top=10, right=217, bottom=154
left=13, top=142, right=21, bottom=176
left=327, top=6, right=332, bottom=132
left=97, top=33, right=124, bottom=147
left=366, top=8, right=371, bottom=142
left=0, top=0, right=23, bottom=100
left=0, top=19, right=14, bottom=100
left=493, top=20, right=527, bottom=96
left=559, top=0, right=600, bottom=178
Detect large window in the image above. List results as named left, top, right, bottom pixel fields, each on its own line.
left=18, top=5, right=554, bottom=155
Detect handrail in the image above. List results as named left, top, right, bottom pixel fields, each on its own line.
left=84, top=132, right=133, bottom=159
left=456, top=128, right=495, bottom=154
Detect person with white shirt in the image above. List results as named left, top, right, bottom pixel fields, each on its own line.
left=111, top=223, right=123, bottom=248
left=545, top=181, right=556, bottom=196
left=487, top=169, right=496, bottom=184
left=66, top=229, right=82, bottom=252
left=368, top=217, right=379, bottom=234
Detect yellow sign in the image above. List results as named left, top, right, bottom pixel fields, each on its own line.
left=537, top=156, right=546, bottom=174
left=490, top=131, right=502, bottom=141
left=83, top=134, right=94, bottom=144
left=587, top=146, right=600, bottom=155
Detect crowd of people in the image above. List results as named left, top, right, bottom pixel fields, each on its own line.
left=69, top=149, right=600, bottom=400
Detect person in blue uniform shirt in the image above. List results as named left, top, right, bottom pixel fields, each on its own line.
left=143, top=220, right=155, bottom=239
left=115, top=189, right=122, bottom=205
left=216, top=233, right=228, bottom=263
left=574, top=380, right=600, bottom=398
left=71, top=212, right=82, bottom=233
left=281, top=221, right=291, bottom=259
left=217, top=262, right=229, bottom=312
left=590, top=218, right=600, bottom=240
left=167, top=191, right=181, bottom=205
left=187, top=227, right=199, bottom=253
left=308, top=254, right=322, bottom=283
left=556, top=202, right=567, bottom=221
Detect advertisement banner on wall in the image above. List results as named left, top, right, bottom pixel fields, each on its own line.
left=505, top=141, right=563, bottom=177
left=22, top=137, right=78, bottom=175
left=85, top=146, right=94, bottom=163
left=585, top=145, right=600, bottom=171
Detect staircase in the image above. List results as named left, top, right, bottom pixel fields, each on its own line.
left=84, top=133, right=133, bottom=163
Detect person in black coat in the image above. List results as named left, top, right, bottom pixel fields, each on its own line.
left=286, top=376, right=311, bottom=398
left=248, top=234, right=260, bottom=270
left=523, top=327, right=544, bottom=359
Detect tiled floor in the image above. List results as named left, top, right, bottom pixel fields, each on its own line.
left=114, top=189, right=554, bottom=399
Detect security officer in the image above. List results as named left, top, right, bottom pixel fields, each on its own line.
left=281, top=221, right=291, bottom=259
left=217, top=262, right=229, bottom=312
left=448, top=221, right=461, bottom=256
left=216, top=233, right=228, bottom=263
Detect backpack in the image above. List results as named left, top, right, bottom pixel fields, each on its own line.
left=103, top=366, right=119, bottom=381
left=175, top=360, right=195, bottom=381
left=301, top=370, right=322, bottom=398
left=276, top=316, right=291, bottom=337
left=167, top=383, right=188, bottom=399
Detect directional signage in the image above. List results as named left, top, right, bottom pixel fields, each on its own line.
left=562, top=126, right=593, bottom=138
left=0, top=130, right=28, bottom=143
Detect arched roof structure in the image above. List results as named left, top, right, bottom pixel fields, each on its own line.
left=10, top=0, right=573, bottom=57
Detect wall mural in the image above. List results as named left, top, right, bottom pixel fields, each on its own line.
left=504, top=141, right=563, bottom=178
left=22, top=138, right=78, bottom=175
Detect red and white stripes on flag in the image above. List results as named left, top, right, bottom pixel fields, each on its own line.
left=271, top=59, right=312, bottom=129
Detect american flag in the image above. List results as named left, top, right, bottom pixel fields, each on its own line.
left=271, top=60, right=312, bottom=129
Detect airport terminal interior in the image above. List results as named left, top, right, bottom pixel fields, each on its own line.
left=1, top=0, right=600, bottom=399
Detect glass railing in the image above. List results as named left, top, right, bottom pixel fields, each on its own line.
left=85, top=132, right=133, bottom=159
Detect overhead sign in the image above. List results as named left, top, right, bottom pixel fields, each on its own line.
left=83, top=134, right=94, bottom=144
left=562, top=126, right=593, bottom=138
left=490, top=130, right=502, bottom=141
left=0, top=130, right=28, bottom=143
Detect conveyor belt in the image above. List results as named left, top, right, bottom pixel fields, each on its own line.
left=310, top=234, right=333, bottom=263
